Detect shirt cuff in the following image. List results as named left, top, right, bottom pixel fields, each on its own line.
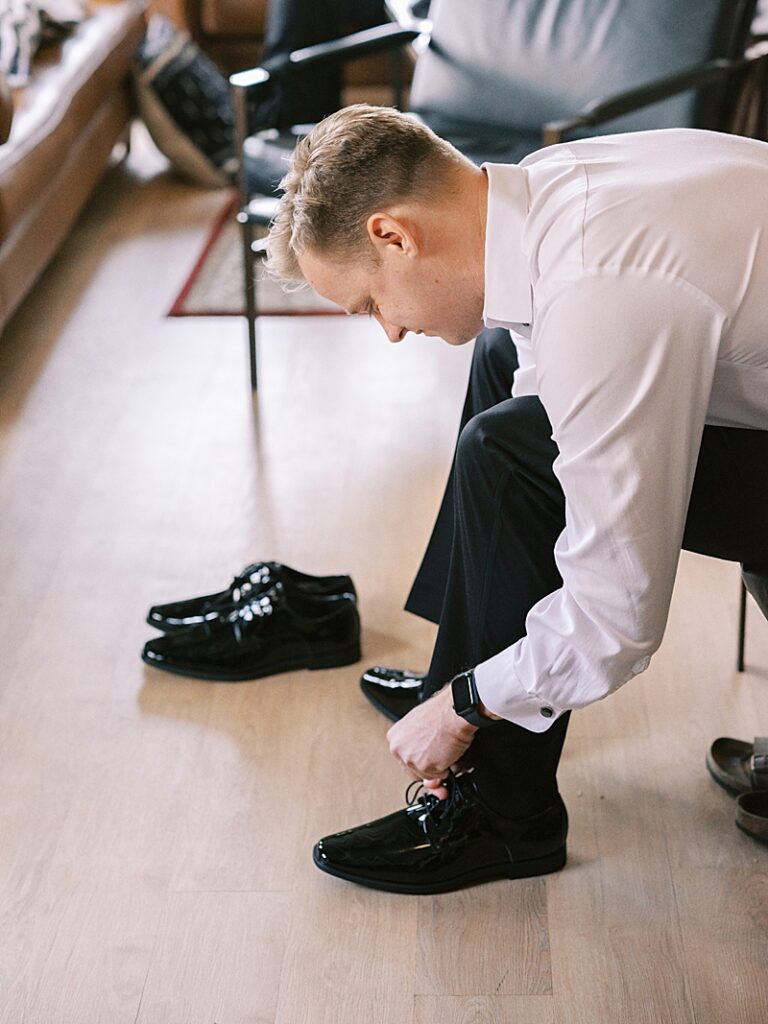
left=474, top=645, right=565, bottom=733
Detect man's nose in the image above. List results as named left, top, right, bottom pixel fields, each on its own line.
left=376, top=314, right=405, bottom=343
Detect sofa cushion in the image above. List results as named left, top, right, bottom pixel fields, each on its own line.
left=0, top=0, right=145, bottom=240
left=133, top=15, right=234, bottom=188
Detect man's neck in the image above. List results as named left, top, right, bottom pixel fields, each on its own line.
left=434, top=161, right=489, bottom=300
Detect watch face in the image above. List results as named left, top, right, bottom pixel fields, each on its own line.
left=452, top=671, right=475, bottom=715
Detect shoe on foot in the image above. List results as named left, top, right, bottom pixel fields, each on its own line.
left=147, top=561, right=355, bottom=632
left=313, top=773, right=567, bottom=894
left=359, top=665, right=426, bottom=722
left=142, top=583, right=360, bottom=681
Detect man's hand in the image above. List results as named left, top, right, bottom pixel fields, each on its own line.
left=386, top=684, right=477, bottom=799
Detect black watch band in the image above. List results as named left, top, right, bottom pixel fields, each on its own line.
left=451, top=669, right=495, bottom=728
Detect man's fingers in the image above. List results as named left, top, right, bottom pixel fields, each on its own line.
left=422, top=777, right=449, bottom=800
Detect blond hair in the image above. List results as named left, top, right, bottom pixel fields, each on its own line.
left=264, top=104, right=468, bottom=285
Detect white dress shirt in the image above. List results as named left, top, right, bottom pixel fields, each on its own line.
left=473, top=128, right=768, bottom=732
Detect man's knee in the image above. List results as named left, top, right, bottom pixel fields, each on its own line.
left=456, top=409, right=499, bottom=470
left=456, top=399, right=559, bottom=489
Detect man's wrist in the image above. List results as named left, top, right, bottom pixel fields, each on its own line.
left=477, top=700, right=503, bottom=722
left=449, top=669, right=500, bottom=729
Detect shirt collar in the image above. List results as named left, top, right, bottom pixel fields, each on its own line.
left=482, top=162, right=532, bottom=327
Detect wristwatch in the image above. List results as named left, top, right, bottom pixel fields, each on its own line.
left=450, top=669, right=496, bottom=728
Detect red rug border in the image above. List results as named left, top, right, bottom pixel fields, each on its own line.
left=167, top=190, right=343, bottom=319
left=168, top=190, right=238, bottom=318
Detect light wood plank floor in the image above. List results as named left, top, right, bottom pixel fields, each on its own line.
left=1, top=129, right=766, bottom=1024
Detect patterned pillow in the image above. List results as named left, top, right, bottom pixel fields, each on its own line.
left=0, top=0, right=42, bottom=87
left=133, top=15, right=236, bottom=189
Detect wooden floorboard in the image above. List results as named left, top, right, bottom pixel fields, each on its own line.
left=0, top=127, right=766, bottom=1022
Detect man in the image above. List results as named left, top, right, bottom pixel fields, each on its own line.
left=265, top=105, right=768, bottom=895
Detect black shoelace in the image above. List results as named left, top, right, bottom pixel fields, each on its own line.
left=199, top=564, right=273, bottom=618
left=404, top=771, right=469, bottom=846
left=198, top=585, right=280, bottom=641
left=228, top=593, right=276, bottom=643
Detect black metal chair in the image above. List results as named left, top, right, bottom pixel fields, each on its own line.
left=229, top=0, right=766, bottom=390
left=229, top=16, right=427, bottom=389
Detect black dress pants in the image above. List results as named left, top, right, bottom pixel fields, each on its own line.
left=405, top=328, right=768, bottom=819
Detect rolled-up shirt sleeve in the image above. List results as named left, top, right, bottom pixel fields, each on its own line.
left=475, top=270, right=726, bottom=732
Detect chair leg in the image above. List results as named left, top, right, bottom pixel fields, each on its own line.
left=240, top=218, right=258, bottom=390
left=391, top=48, right=405, bottom=109
left=737, top=579, right=747, bottom=672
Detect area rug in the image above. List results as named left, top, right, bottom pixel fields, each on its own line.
left=168, top=193, right=343, bottom=317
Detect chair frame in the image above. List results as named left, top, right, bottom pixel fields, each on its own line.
left=230, top=22, right=426, bottom=390
left=738, top=580, right=748, bottom=671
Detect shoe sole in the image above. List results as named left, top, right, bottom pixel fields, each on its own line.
left=141, top=641, right=361, bottom=682
left=312, top=844, right=567, bottom=894
left=706, top=764, right=743, bottom=797
left=735, top=819, right=768, bottom=845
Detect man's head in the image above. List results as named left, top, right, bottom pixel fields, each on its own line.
left=265, top=104, right=488, bottom=345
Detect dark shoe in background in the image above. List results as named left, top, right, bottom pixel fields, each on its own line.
left=706, top=736, right=768, bottom=796
left=706, top=736, right=768, bottom=845
left=359, top=665, right=426, bottom=722
left=147, top=561, right=355, bottom=632
left=313, top=773, right=567, bottom=894
left=142, top=582, right=359, bottom=681
left=736, top=791, right=768, bottom=844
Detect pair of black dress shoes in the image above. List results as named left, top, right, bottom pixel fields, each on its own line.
left=142, top=561, right=360, bottom=681
left=142, top=563, right=568, bottom=894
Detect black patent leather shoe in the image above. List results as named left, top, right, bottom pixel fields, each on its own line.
left=313, top=773, right=567, bottom=894
left=142, top=582, right=360, bottom=681
left=360, top=666, right=426, bottom=722
left=147, top=561, right=355, bottom=632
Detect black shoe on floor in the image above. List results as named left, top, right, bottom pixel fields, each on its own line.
left=359, top=665, right=426, bottom=722
left=313, top=773, right=568, bottom=894
left=142, top=583, right=360, bottom=681
left=147, top=561, right=356, bottom=632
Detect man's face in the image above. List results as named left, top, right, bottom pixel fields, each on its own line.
left=298, top=235, right=485, bottom=347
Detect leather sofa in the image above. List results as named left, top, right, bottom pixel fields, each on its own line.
left=0, top=0, right=147, bottom=333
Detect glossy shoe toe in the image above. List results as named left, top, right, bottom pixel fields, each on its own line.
left=359, top=665, right=426, bottom=722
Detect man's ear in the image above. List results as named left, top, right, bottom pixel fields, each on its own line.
left=366, top=212, right=419, bottom=258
